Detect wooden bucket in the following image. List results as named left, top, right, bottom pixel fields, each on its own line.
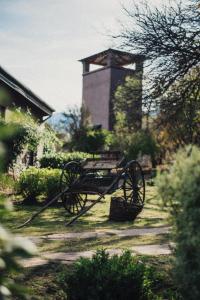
left=109, top=197, right=143, bottom=222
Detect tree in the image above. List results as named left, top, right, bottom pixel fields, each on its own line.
left=114, top=76, right=142, bottom=132
left=155, top=70, right=200, bottom=148
left=116, top=0, right=200, bottom=145
left=61, top=106, right=111, bottom=152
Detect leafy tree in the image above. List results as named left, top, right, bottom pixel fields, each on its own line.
left=126, top=130, right=159, bottom=166
left=155, top=70, right=200, bottom=148
left=61, top=106, right=111, bottom=152
left=116, top=0, right=200, bottom=145
left=114, top=76, right=142, bottom=131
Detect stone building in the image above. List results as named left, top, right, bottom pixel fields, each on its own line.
left=80, top=49, right=145, bottom=130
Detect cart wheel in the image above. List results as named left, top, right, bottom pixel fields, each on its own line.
left=123, top=161, right=145, bottom=207
left=60, top=161, right=87, bottom=215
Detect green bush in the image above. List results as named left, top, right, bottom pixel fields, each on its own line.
left=157, top=146, right=200, bottom=300
left=40, top=152, right=94, bottom=169
left=0, top=112, right=36, bottom=299
left=43, top=168, right=62, bottom=199
left=0, top=119, right=28, bottom=171
left=0, top=174, right=16, bottom=193
left=59, top=249, right=158, bottom=300
left=126, top=130, right=159, bottom=166
left=72, top=128, right=111, bottom=152
left=18, top=167, right=61, bottom=203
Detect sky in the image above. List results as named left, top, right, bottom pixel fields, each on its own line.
left=0, top=0, right=163, bottom=112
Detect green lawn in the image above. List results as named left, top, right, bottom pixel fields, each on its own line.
left=2, top=185, right=171, bottom=254
left=5, top=185, right=175, bottom=300
left=4, top=185, right=169, bottom=236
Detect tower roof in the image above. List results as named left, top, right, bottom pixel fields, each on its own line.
left=79, top=48, right=145, bottom=67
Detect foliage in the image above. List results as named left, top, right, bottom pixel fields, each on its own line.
left=43, top=168, right=62, bottom=199
left=0, top=174, right=16, bottom=193
left=42, top=123, right=63, bottom=155
left=110, top=127, right=158, bottom=165
left=61, top=106, right=111, bottom=152
left=114, top=76, right=142, bottom=131
left=59, top=249, right=159, bottom=300
left=126, top=130, right=159, bottom=165
left=0, top=218, right=37, bottom=299
left=155, top=70, right=200, bottom=148
left=0, top=118, right=36, bottom=299
left=117, top=0, right=199, bottom=108
left=8, top=109, right=40, bottom=152
left=6, top=109, right=61, bottom=168
left=157, top=146, right=200, bottom=299
left=0, top=119, right=27, bottom=171
left=40, top=152, right=93, bottom=169
left=61, top=106, right=90, bottom=150
left=18, top=167, right=61, bottom=203
left=74, top=128, right=112, bottom=152
left=116, top=0, right=200, bottom=149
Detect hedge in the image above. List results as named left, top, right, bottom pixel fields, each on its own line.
left=40, top=152, right=94, bottom=169
left=18, top=167, right=61, bottom=203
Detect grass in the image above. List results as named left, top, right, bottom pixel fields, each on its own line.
left=2, top=184, right=171, bottom=258
left=3, top=185, right=170, bottom=237
left=4, top=184, right=174, bottom=299
left=38, top=233, right=170, bottom=253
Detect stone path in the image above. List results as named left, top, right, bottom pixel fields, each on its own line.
left=21, top=244, right=172, bottom=268
left=21, top=226, right=171, bottom=268
left=30, top=226, right=171, bottom=243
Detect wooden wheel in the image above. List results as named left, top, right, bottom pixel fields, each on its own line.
left=60, top=161, right=87, bottom=215
left=123, top=161, right=145, bottom=207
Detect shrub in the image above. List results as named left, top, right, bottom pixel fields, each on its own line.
left=0, top=174, right=16, bottom=193
left=18, top=167, right=61, bottom=203
left=43, top=168, right=61, bottom=200
left=59, top=249, right=158, bottom=300
left=40, top=152, right=94, bottom=169
left=0, top=119, right=27, bottom=171
left=72, top=128, right=111, bottom=152
left=126, top=130, right=159, bottom=166
left=157, top=146, right=200, bottom=300
left=0, top=112, right=36, bottom=299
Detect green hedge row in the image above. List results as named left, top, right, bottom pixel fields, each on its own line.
left=18, top=167, right=61, bottom=203
left=40, top=152, right=94, bottom=169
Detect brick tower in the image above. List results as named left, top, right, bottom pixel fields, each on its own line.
left=80, top=49, right=145, bottom=130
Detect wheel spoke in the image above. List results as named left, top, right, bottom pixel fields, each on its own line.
left=124, top=161, right=145, bottom=207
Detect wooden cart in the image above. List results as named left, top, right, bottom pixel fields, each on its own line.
left=18, top=151, right=145, bottom=228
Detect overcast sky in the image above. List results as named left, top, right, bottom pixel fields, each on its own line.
left=0, top=0, right=163, bottom=112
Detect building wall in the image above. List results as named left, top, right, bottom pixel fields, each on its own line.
left=82, top=65, right=142, bottom=130
left=110, top=67, right=138, bottom=130
left=82, top=67, right=111, bottom=129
